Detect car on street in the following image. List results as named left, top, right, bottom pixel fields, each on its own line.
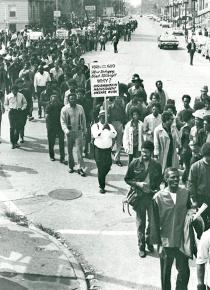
left=172, top=28, right=184, bottom=36
left=201, top=38, right=210, bottom=58
left=158, top=32, right=179, bottom=49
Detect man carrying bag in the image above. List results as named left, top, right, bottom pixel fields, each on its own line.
left=124, top=141, right=162, bottom=257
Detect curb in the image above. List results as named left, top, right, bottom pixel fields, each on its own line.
left=0, top=190, right=88, bottom=290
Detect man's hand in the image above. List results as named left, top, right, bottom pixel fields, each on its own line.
left=136, top=182, right=150, bottom=193
left=66, top=130, right=70, bottom=136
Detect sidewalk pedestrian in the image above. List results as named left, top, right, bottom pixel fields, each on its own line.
left=124, top=141, right=162, bottom=258
left=91, top=110, right=117, bottom=194
left=60, top=93, right=87, bottom=176
left=4, top=84, right=27, bottom=149
left=187, top=38, right=196, bottom=65
left=112, top=34, right=119, bottom=53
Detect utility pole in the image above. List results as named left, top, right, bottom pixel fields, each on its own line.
left=56, top=0, right=58, bottom=31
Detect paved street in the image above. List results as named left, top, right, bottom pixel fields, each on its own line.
left=1, top=17, right=210, bottom=290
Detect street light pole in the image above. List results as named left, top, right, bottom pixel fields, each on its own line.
left=56, top=0, right=58, bottom=31
left=192, top=0, right=197, bottom=33
left=184, top=0, right=188, bottom=35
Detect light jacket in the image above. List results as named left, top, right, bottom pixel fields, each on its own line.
left=123, top=120, right=143, bottom=155
left=154, top=123, right=180, bottom=173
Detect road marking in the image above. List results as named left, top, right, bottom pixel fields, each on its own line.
left=58, top=229, right=136, bottom=236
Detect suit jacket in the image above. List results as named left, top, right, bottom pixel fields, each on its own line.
left=150, top=187, right=190, bottom=247
left=187, top=42, right=196, bottom=53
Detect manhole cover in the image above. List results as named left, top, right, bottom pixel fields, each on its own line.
left=48, top=189, right=82, bottom=200
left=0, top=278, right=28, bottom=290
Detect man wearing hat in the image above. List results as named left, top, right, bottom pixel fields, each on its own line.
left=91, top=110, right=117, bottom=193
left=194, top=86, right=209, bottom=111
left=188, top=143, right=210, bottom=229
left=128, top=74, right=147, bottom=104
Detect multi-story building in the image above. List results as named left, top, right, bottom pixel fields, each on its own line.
left=196, top=0, right=210, bottom=29
left=0, top=0, right=29, bottom=32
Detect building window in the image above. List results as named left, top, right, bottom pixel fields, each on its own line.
left=9, top=5, right=16, bottom=18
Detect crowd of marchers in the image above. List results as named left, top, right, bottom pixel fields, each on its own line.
left=1, top=18, right=210, bottom=289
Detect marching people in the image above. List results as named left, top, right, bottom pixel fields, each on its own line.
left=123, top=107, right=144, bottom=164
left=34, top=65, right=51, bottom=119
left=124, top=141, right=162, bottom=258
left=108, top=95, right=126, bottom=166
left=60, top=93, right=87, bottom=176
left=176, top=94, right=194, bottom=129
left=91, top=110, right=117, bottom=194
left=112, top=33, right=119, bottom=53
left=154, top=80, right=168, bottom=112
left=188, top=143, right=210, bottom=229
left=194, top=86, right=209, bottom=110
left=0, top=90, right=5, bottom=143
left=128, top=74, right=147, bottom=103
left=4, top=84, right=27, bottom=149
left=154, top=111, right=180, bottom=173
left=143, top=102, right=161, bottom=142
left=150, top=167, right=192, bottom=290
left=45, top=94, right=66, bottom=163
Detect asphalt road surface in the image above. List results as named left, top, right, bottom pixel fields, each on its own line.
left=1, top=16, right=210, bottom=290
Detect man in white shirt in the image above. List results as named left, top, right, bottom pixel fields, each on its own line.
left=197, top=229, right=210, bottom=290
left=4, top=84, right=27, bottom=149
left=50, top=61, right=63, bottom=82
left=91, top=110, right=117, bottom=193
left=34, top=65, right=51, bottom=118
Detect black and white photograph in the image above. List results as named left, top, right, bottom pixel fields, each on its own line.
left=0, top=0, right=210, bottom=289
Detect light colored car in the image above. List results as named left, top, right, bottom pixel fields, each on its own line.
left=158, top=32, right=179, bottom=49
left=201, top=38, right=210, bottom=58
left=172, top=28, right=184, bottom=36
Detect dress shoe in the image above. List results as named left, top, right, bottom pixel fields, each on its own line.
left=139, top=250, right=146, bottom=258
left=99, top=188, right=106, bottom=194
left=20, top=139, right=24, bottom=143
left=50, top=158, right=55, bottom=161
left=60, top=159, right=68, bottom=165
left=147, top=243, right=154, bottom=252
left=69, top=168, right=74, bottom=173
left=15, top=143, right=20, bottom=148
left=11, top=144, right=15, bottom=149
left=78, top=169, right=86, bottom=177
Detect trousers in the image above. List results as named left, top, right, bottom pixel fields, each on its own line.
left=66, top=131, right=85, bottom=170
left=160, top=247, right=190, bottom=290
left=136, top=197, right=152, bottom=250
left=37, top=86, right=46, bottom=117
left=8, top=109, right=22, bottom=145
left=94, top=146, right=112, bottom=189
left=112, top=121, right=123, bottom=162
left=47, top=127, right=65, bottom=160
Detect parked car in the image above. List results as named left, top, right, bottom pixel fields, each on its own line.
left=201, top=38, right=210, bottom=58
left=158, top=32, right=179, bottom=49
left=194, top=35, right=207, bottom=53
left=172, top=28, right=184, bottom=36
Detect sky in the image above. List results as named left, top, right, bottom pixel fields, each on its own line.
left=128, top=0, right=142, bottom=7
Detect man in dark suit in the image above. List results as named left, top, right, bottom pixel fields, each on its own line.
left=187, top=38, right=196, bottom=65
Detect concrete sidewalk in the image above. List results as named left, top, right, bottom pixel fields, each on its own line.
left=0, top=203, right=88, bottom=290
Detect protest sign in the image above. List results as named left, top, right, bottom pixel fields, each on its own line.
left=90, top=63, right=119, bottom=98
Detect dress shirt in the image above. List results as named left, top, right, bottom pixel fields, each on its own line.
left=91, top=122, right=117, bottom=149
left=34, top=71, right=51, bottom=92
left=169, top=191, right=177, bottom=204
left=50, top=67, right=63, bottom=81
left=4, top=92, right=27, bottom=110
left=143, top=113, right=162, bottom=140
